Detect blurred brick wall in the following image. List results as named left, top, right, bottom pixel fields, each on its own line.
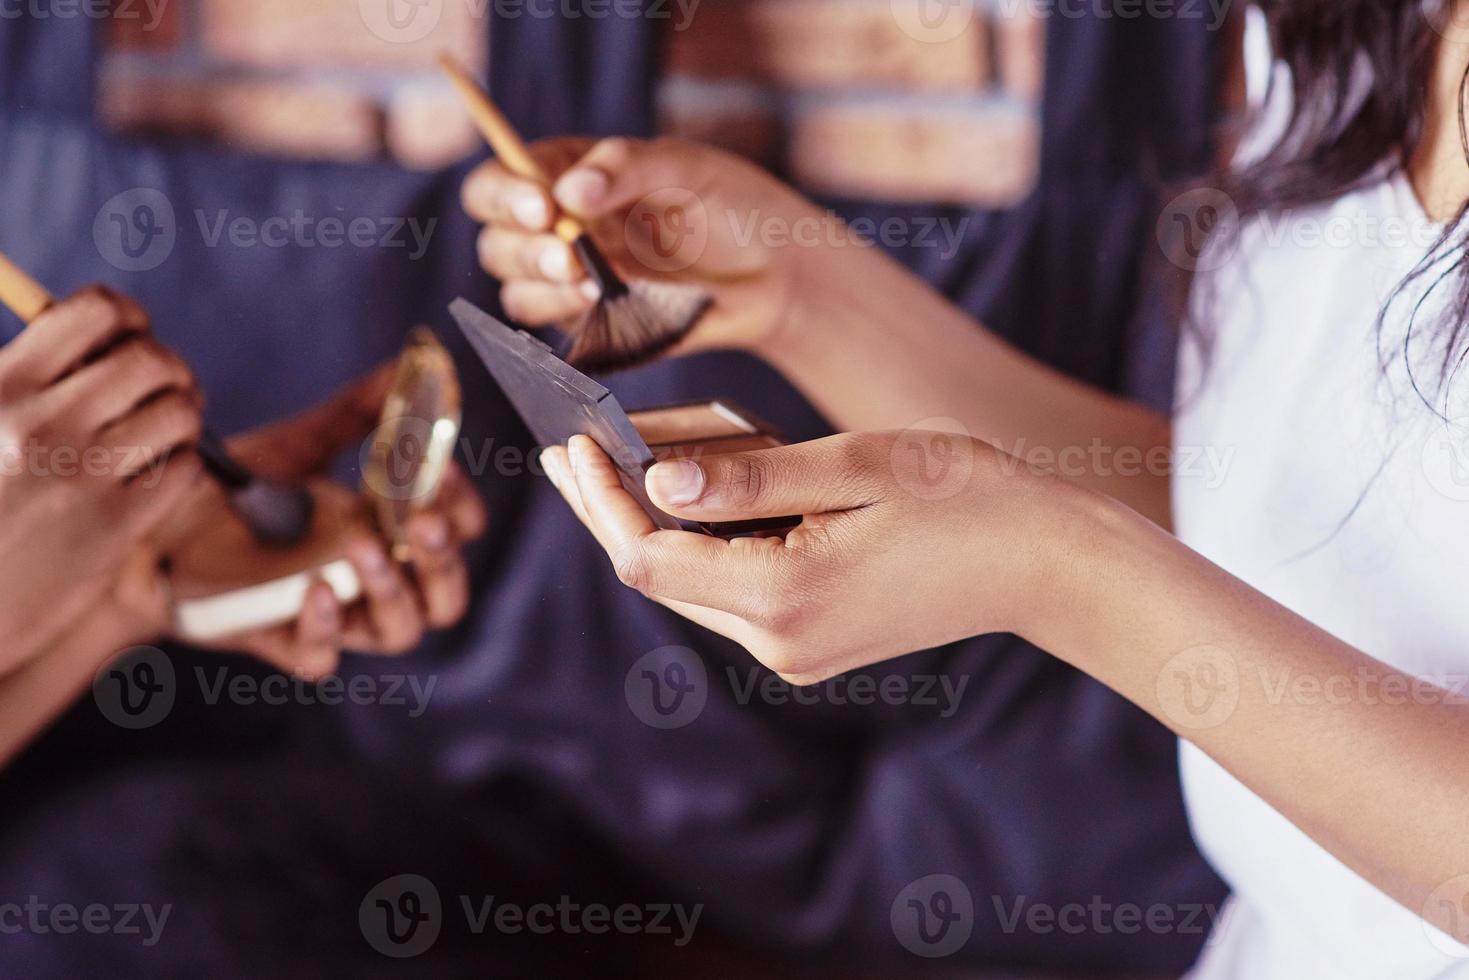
left=100, top=0, right=487, bottom=169
left=100, top=0, right=1046, bottom=204
left=659, top=0, right=1045, bottom=207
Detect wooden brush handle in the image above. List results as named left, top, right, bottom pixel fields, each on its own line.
left=438, top=52, right=587, bottom=244
left=0, top=252, right=55, bottom=323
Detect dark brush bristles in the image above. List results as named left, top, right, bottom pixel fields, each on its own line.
left=567, top=281, right=714, bottom=374
left=227, top=478, right=317, bottom=547
left=563, top=235, right=713, bottom=374
left=197, top=431, right=316, bottom=547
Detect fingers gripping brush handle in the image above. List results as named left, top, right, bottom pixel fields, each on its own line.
left=0, top=254, right=315, bottom=547
left=437, top=53, right=622, bottom=293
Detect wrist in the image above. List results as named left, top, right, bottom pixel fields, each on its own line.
left=1010, top=480, right=1142, bottom=652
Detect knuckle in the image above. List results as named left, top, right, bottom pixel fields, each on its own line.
left=591, top=136, right=634, bottom=168
left=723, top=454, right=770, bottom=508
left=72, top=287, right=126, bottom=333
left=0, top=409, right=33, bottom=453
left=611, top=543, right=653, bottom=594
left=476, top=226, right=502, bottom=272
left=157, top=393, right=203, bottom=443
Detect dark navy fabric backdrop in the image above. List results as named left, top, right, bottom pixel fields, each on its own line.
left=0, top=8, right=1224, bottom=977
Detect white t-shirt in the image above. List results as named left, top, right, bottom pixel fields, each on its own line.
left=1172, top=169, right=1469, bottom=978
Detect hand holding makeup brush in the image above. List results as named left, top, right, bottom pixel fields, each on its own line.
left=0, top=285, right=206, bottom=678
left=462, top=136, right=827, bottom=367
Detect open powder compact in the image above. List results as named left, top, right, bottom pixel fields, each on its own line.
left=169, top=329, right=463, bottom=642
left=450, top=298, right=798, bottom=539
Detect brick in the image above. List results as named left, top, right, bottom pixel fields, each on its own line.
left=201, top=0, right=486, bottom=73
left=385, top=81, right=482, bottom=169
left=101, top=72, right=385, bottom=163
left=667, top=0, right=988, bottom=92
left=789, top=99, right=1040, bottom=206
left=657, top=80, right=782, bottom=167
left=994, top=6, right=1047, bottom=100
left=106, top=0, right=184, bottom=51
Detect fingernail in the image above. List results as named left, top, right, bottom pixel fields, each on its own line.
left=416, top=516, right=450, bottom=551
left=556, top=169, right=609, bottom=212
left=539, top=245, right=571, bottom=281
left=304, top=653, right=336, bottom=680
left=648, top=459, right=704, bottom=506
left=509, top=191, right=548, bottom=229
left=352, top=542, right=389, bottom=576
left=568, top=440, right=583, bottom=477
left=540, top=450, right=562, bottom=488
left=579, top=279, right=602, bottom=303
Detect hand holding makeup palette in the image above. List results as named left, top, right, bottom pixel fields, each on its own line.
left=451, top=298, right=798, bottom=539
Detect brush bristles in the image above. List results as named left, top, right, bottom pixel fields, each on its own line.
left=567, top=280, right=713, bottom=374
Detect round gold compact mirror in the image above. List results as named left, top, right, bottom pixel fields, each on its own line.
left=362, top=328, right=463, bottom=561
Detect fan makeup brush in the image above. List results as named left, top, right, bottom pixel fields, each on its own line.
left=0, top=252, right=315, bottom=547
left=438, top=52, right=712, bottom=374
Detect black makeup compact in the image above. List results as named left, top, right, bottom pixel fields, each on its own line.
left=451, top=298, right=798, bottom=539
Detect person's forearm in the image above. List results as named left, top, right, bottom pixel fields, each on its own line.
left=1028, top=492, right=1469, bottom=938
left=0, top=611, right=139, bottom=768
left=755, top=242, right=1174, bottom=526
